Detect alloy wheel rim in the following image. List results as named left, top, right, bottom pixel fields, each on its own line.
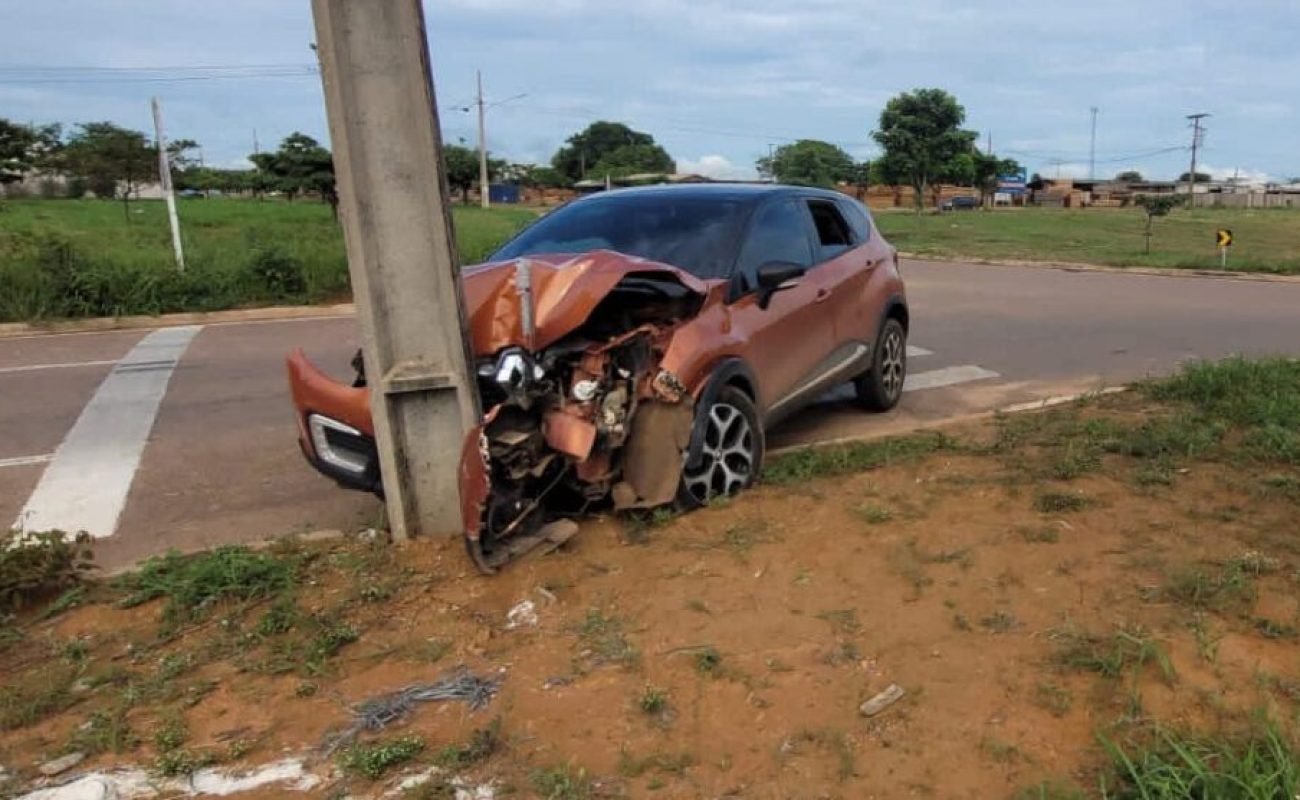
left=683, top=402, right=755, bottom=503
left=881, top=329, right=905, bottom=398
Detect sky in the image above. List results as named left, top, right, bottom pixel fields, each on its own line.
left=2, top=0, right=1297, bottom=184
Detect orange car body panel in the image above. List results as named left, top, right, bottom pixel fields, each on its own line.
left=287, top=347, right=373, bottom=438
left=462, top=250, right=708, bottom=355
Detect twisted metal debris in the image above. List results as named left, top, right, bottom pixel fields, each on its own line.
left=322, top=668, right=502, bottom=752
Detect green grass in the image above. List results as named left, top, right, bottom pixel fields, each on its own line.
left=116, top=546, right=300, bottom=632
left=762, top=430, right=957, bottom=485
left=0, top=197, right=537, bottom=322
left=874, top=207, right=1300, bottom=274
left=1101, top=726, right=1298, bottom=799
left=337, top=735, right=425, bottom=780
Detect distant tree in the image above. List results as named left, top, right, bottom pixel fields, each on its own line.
left=551, top=121, right=671, bottom=182
left=1136, top=194, right=1185, bottom=254
left=165, top=139, right=201, bottom=171
left=443, top=144, right=479, bottom=203
left=873, top=88, right=978, bottom=212
left=250, top=133, right=337, bottom=213
left=756, top=140, right=855, bottom=187
left=60, top=122, right=157, bottom=219
left=590, top=143, right=674, bottom=179
left=969, top=153, right=1023, bottom=205
left=0, top=119, right=61, bottom=185
left=1177, top=171, right=1212, bottom=183
left=1115, top=170, right=1144, bottom=183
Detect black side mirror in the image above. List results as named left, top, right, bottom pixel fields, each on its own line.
left=755, top=261, right=805, bottom=309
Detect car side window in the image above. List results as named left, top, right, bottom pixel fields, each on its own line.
left=805, top=199, right=855, bottom=261
left=835, top=197, right=872, bottom=244
left=735, top=199, right=814, bottom=292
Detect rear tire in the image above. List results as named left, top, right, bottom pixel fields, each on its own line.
left=855, top=318, right=906, bottom=412
left=676, top=386, right=764, bottom=510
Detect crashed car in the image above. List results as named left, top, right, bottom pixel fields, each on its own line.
left=288, top=183, right=908, bottom=572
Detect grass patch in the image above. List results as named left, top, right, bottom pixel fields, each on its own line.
left=853, top=502, right=894, bottom=525
left=1032, top=682, right=1073, bottom=717
left=1034, top=491, right=1092, bottom=513
left=638, top=685, right=669, bottom=716
left=618, top=749, right=694, bottom=778
left=763, top=431, right=956, bottom=485
left=874, top=207, right=1300, bottom=274
left=433, top=718, right=501, bottom=771
left=785, top=728, right=856, bottom=781
left=1160, top=559, right=1261, bottom=612
left=1, top=530, right=94, bottom=613
left=0, top=665, right=80, bottom=731
left=575, top=609, right=638, bottom=668
left=1019, top=525, right=1061, bottom=544
left=337, top=735, right=425, bottom=780
left=693, top=646, right=724, bottom=677
left=1101, top=725, right=1298, bottom=798
left=1051, top=625, right=1175, bottom=685
left=0, top=198, right=537, bottom=322
left=116, top=546, right=299, bottom=632
left=530, top=764, right=593, bottom=799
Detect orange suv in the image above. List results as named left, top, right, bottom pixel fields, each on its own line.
left=288, top=184, right=907, bottom=571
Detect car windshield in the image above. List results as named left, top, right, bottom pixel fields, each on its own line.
left=490, top=193, right=752, bottom=280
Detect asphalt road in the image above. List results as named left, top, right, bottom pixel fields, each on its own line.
left=4, top=259, right=1300, bottom=570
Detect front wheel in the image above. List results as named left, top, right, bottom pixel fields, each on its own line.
left=676, top=386, right=764, bottom=509
left=854, top=318, right=906, bottom=411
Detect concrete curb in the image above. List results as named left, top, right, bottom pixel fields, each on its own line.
left=899, top=253, right=1300, bottom=284
left=0, top=303, right=357, bottom=339
left=766, top=386, right=1128, bottom=457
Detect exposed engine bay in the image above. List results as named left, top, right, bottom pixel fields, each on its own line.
left=458, top=269, right=703, bottom=572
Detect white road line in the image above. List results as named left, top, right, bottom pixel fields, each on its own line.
left=0, top=454, right=53, bottom=469
left=903, top=365, right=1000, bottom=393
left=14, top=326, right=201, bottom=538
left=0, top=359, right=118, bottom=375
left=906, top=345, right=933, bottom=358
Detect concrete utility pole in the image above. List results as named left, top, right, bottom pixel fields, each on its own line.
left=477, top=69, right=489, bottom=208
left=1088, top=106, right=1098, bottom=180
left=1186, top=113, right=1210, bottom=200
left=310, top=0, right=481, bottom=539
left=150, top=97, right=185, bottom=271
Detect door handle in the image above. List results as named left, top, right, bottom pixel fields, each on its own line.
left=815, top=288, right=831, bottom=303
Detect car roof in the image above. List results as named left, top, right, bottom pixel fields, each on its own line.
left=570, top=182, right=855, bottom=206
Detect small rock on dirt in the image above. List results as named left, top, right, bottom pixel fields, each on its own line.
left=39, top=752, right=86, bottom=777
left=505, top=599, right=538, bottom=629
left=859, top=684, right=906, bottom=717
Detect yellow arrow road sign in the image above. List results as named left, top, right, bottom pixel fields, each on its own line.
left=1216, top=228, right=1233, bottom=247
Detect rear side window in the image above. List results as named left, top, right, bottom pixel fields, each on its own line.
left=835, top=197, right=873, bottom=244
left=805, top=199, right=854, bottom=260
left=735, top=199, right=813, bottom=291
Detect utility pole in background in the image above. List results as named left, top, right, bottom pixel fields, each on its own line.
left=986, top=130, right=992, bottom=156
left=1186, top=113, right=1210, bottom=202
left=310, top=0, right=481, bottom=539
left=476, top=69, right=489, bottom=208
left=1088, top=107, right=1098, bottom=180
left=150, top=97, right=185, bottom=271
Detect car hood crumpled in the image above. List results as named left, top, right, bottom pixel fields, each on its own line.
left=462, top=250, right=709, bottom=354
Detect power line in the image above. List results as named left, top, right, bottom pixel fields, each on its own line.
left=0, top=62, right=317, bottom=72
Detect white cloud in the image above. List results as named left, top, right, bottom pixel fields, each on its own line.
left=674, top=155, right=756, bottom=180
left=1199, top=164, right=1277, bottom=185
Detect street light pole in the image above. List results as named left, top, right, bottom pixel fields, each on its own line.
left=477, top=69, right=489, bottom=209
left=1088, top=106, right=1098, bottom=181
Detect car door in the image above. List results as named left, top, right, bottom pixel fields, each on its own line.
left=725, top=197, right=835, bottom=414
left=808, top=196, right=889, bottom=352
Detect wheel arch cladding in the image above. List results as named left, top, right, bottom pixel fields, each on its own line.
left=687, top=358, right=760, bottom=469
left=885, top=296, right=909, bottom=332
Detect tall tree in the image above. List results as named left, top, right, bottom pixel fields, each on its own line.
left=0, top=119, right=61, bottom=185
left=1177, top=171, right=1211, bottom=183
left=250, top=132, right=337, bottom=212
left=872, top=88, right=978, bottom=211
left=551, top=121, right=669, bottom=182
left=60, top=122, right=156, bottom=219
left=1115, top=170, right=1144, bottom=183
left=441, top=144, right=505, bottom=203
left=970, top=152, right=1023, bottom=205
left=590, top=143, right=674, bottom=179
left=756, top=140, right=855, bottom=187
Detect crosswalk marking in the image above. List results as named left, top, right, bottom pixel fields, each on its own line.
left=0, top=454, right=53, bottom=469
left=0, top=359, right=118, bottom=375
left=14, top=326, right=201, bottom=538
left=906, top=345, right=933, bottom=357
left=903, top=365, right=999, bottom=393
